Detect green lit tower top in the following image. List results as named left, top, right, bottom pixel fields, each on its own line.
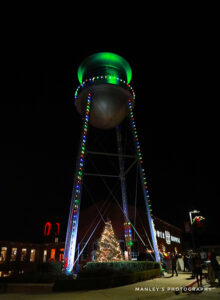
left=77, top=52, right=132, bottom=85
left=75, top=52, right=135, bottom=129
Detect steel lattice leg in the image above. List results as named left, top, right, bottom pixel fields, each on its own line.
left=127, top=99, right=161, bottom=263
left=116, top=126, right=132, bottom=260
left=64, top=93, right=92, bottom=273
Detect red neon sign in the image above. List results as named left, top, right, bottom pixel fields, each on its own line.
left=44, top=222, right=60, bottom=236
left=44, top=222, right=51, bottom=236
left=55, top=222, right=60, bottom=236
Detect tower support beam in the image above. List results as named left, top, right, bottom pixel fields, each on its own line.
left=124, top=158, right=138, bottom=175
left=127, top=99, right=161, bottom=264
left=84, top=172, right=120, bottom=178
left=116, top=126, right=132, bottom=260
left=87, top=150, right=136, bottom=159
left=64, top=93, right=92, bottom=274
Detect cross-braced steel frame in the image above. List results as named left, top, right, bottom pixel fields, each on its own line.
left=64, top=93, right=160, bottom=274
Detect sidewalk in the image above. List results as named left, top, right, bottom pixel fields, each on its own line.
left=0, top=273, right=219, bottom=300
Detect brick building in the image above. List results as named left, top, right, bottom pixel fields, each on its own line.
left=77, top=201, right=183, bottom=262
left=0, top=202, right=183, bottom=277
left=0, top=240, right=65, bottom=277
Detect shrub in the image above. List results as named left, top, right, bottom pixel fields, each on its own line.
left=37, top=261, right=63, bottom=274
left=86, top=261, right=159, bottom=274
left=53, top=268, right=161, bottom=292
left=0, top=261, right=67, bottom=284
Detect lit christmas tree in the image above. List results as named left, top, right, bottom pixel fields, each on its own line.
left=96, top=220, right=124, bottom=262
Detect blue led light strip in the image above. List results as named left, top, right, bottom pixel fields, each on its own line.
left=64, top=93, right=92, bottom=274
left=128, top=99, right=160, bottom=263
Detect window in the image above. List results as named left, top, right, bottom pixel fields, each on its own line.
left=0, top=270, right=12, bottom=277
left=0, top=247, right=7, bottom=263
left=59, top=249, right=64, bottom=262
left=50, top=249, right=56, bottom=260
left=10, top=248, right=17, bottom=261
left=3, top=271, right=12, bottom=277
left=30, top=249, right=36, bottom=262
left=20, top=248, right=27, bottom=261
left=131, top=241, right=138, bottom=260
left=43, top=250, right=47, bottom=262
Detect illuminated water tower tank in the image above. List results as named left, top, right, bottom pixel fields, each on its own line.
left=75, top=52, right=134, bottom=129
left=64, top=52, right=160, bottom=274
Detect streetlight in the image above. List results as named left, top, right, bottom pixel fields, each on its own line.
left=189, top=210, right=200, bottom=251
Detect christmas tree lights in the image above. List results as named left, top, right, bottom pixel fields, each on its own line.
left=96, top=220, right=124, bottom=262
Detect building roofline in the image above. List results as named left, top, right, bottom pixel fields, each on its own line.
left=153, top=215, right=183, bottom=232
left=0, top=240, right=65, bottom=246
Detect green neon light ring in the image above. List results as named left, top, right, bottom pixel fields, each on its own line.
left=77, top=52, right=132, bottom=85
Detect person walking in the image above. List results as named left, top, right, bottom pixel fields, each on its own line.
left=208, top=251, right=216, bottom=285
left=191, top=253, right=196, bottom=278
left=193, top=253, right=203, bottom=287
left=183, top=253, right=189, bottom=272
left=171, top=252, right=178, bottom=277
left=188, top=253, right=193, bottom=272
left=210, top=251, right=220, bottom=286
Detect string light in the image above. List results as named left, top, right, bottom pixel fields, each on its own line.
left=124, top=221, right=133, bottom=247
left=64, top=93, right=92, bottom=274
left=127, top=99, right=160, bottom=263
left=74, top=75, right=135, bottom=105
left=127, top=99, right=152, bottom=213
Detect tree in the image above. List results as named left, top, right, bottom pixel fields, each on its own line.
left=96, top=220, right=124, bottom=262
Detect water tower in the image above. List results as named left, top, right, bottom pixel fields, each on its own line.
left=64, top=53, right=160, bottom=273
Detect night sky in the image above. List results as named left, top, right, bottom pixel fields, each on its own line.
left=1, top=23, right=219, bottom=246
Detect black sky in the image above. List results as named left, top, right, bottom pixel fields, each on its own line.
left=0, top=19, right=219, bottom=244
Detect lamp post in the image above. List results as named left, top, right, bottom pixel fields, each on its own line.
left=189, top=210, right=200, bottom=251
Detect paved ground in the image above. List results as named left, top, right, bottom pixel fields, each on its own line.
left=1, top=273, right=219, bottom=300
